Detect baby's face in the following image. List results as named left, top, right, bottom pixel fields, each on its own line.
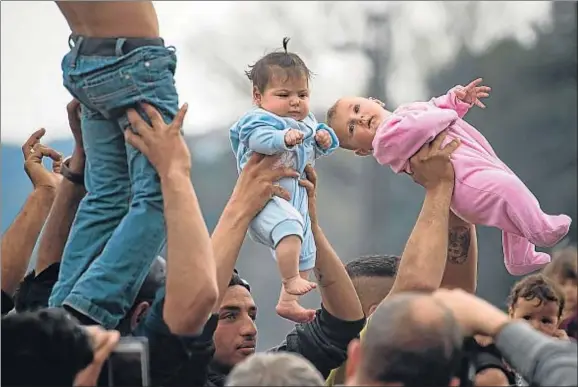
left=329, top=96, right=389, bottom=156
left=254, top=70, right=309, bottom=121
left=509, top=297, right=560, bottom=336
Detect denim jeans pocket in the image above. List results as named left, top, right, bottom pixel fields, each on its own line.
left=79, top=47, right=178, bottom=120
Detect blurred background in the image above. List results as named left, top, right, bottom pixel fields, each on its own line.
left=1, top=1, right=576, bottom=350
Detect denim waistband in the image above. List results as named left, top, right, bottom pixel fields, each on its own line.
left=68, top=34, right=165, bottom=57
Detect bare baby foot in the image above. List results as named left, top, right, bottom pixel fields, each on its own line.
left=276, top=299, right=316, bottom=323
left=283, top=276, right=317, bottom=296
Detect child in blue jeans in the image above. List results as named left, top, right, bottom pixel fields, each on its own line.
left=230, top=38, right=339, bottom=323
left=48, top=34, right=179, bottom=329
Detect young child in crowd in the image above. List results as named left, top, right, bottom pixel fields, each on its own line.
left=507, top=273, right=566, bottom=337
left=326, top=78, right=571, bottom=275
left=542, top=244, right=578, bottom=340
left=507, top=273, right=568, bottom=385
left=229, top=38, right=339, bottom=323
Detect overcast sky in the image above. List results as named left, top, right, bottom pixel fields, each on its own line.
left=1, top=1, right=552, bottom=145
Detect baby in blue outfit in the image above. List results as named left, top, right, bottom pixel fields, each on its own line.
left=230, top=38, right=339, bottom=322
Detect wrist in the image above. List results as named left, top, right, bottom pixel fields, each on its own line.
left=484, top=312, right=510, bottom=338
left=34, top=185, right=58, bottom=197
left=68, top=150, right=85, bottom=175
left=426, top=180, right=454, bottom=197
left=222, top=197, right=252, bottom=229
left=159, top=167, right=191, bottom=183
left=61, top=156, right=85, bottom=186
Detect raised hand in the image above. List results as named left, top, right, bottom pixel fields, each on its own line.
left=22, top=129, right=63, bottom=190
left=314, top=129, right=331, bottom=150
left=284, top=129, right=304, bottom=147
left=454, top=78, right=491, bottom=109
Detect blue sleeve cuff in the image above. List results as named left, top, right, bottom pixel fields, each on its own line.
left=315, top=123, right=339, bottom=157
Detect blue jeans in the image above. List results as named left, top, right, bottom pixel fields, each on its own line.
left=48, top=37, right=178, bottom=329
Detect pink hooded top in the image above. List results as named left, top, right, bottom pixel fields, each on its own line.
left=371, top=85, right=503, bottom=175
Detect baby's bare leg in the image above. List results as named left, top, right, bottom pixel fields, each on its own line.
left=276, top=270, right=316, bottom=323
left=276, top=236, right=316, bottom=295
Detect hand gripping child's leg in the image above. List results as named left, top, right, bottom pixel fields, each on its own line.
left=275, top=235, right=317, bottom=322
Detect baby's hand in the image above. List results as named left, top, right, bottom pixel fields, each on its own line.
left=284, top=129, right=304, bottom=147
left=315, top=129, right=332, bottom=150
left=455, top=78, right=491, bottom=109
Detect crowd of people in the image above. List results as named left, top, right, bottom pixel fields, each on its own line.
left=2, top=2, right=577, bottom=387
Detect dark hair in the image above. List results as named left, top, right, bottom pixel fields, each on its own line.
left=507, top=273, right=565, bottom=318
left=245, top=37, right=312, bottom=93
left=229, top=269, right=251, bottom=292
left=2, top=308, right=94, bottom=386
left=542, top=245, right=578, bottom=283
left=345, top=255, right=400, bottom=279
left=360, top=292, right=463, bottom=386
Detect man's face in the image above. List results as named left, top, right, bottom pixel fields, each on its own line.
left=213, top=285, right=258, bottom=367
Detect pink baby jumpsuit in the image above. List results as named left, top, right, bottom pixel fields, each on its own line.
left=372, top=86, right=572, bottom=275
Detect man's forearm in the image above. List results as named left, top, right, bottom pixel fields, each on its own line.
left=35, top=179, right=86, bottom=274
left=495, top=321, right=578, bottom=386
left=440, top=212, right=478, bottom=293
left=161, top=171, right=217, bottom=335
left=390, top=183, right=453, bottom=295
left=211, top=197, right=252, bottom=310
left=1, top=187, right=56, bottom=295
left=312, top=225, right=364, bottom=321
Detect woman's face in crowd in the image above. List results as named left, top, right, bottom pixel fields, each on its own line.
left=213, top=285, right=258, bottom=367
left=509, top=297, right=560, bottom=336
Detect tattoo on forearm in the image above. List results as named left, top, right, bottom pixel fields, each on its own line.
left=447, top=226, right=470, bottom=264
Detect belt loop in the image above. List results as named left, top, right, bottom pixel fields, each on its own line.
left=115, top=38, right=127, bottom=56
left=68, top=35, right=84, bottom=69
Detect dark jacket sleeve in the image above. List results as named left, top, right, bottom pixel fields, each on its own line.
left=12, top=262, right=60, bottom=313
left=268, top=304, right=366, bottom=378
left=2, top=290, right=14, bottom=316
left=133, top=287, right=219, bottom=387
left=495, top=321, right=578, bottom=386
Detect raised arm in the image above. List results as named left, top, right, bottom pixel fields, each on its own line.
left=35, top=100, right=87, bottom=275
left=126, top=103, right=217, bottom=336
left=211, top=153, right=298, bottom=309
left=237, top=111, right=292, bottom=155
left=1, top=129, right=62, bottom=298
left=269, top=166, right=365, bottom=378
left=429, top=86, right=473, bottom=118
left=440, top=212, right=478, bottom=294
left=373, top=106, right=458, bottom=173
left=386, top=131, right=461, bottom=296
left=430, top=78, right=491, bottom=119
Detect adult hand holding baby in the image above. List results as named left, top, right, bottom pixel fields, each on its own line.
left=408, top=130, right=460, bottom=190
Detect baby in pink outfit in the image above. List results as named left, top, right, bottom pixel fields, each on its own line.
left=327, top=78, right=571, bottom=275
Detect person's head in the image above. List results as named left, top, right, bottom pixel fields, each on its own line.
left=345, top=292, right=463, bottom=387
left=213, top=270, right=257, bottom=369
left=345, top=255, right=400, bottom=316
left=226, top=352, right=324, bottom=386
left=507, top=273, right=565, bottom=336
left=116, top=256, right=167, bottom=334
left=2, top=308, right=94, bottom=386
left=542, top=245, right=578, bottom=317
left=326, top=97, right=389, bottom=156
left=246, top=37, right=312, bottom=121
